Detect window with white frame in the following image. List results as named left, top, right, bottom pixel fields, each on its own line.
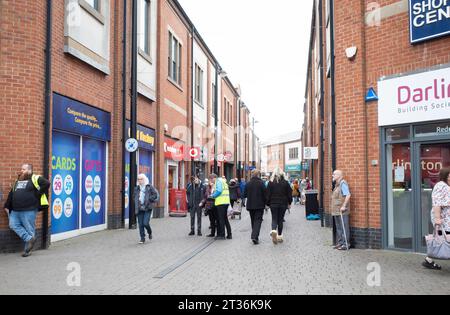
left=289, top=147, right=299, bottom=160
left=168, top=32, right=182, bottom=85
left=139, top=0, right=151, bottom=57
left=195, top=64, right=204, bottom=106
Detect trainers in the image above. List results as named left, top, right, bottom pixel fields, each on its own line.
left=25, top=237, right=36, bottom=253
left=277, top=235, right=284, bottom=243
left=226, top=235, right=232, bottom=240
left=270, top=230, right=278, bottom=245
left=422, top=259, right=442, bottom=270
left=189, top=231, right=195, bottom=236
left=139, top=239, right=145, bottom=245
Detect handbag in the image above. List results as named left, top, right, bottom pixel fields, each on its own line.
left=425, top=225, right=450, bottom=260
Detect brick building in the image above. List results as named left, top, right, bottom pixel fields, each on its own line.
left=0, top=0, right=257, bottom=252
left=303, top=0, right=450, bottom=252
left=261, top=132, right=302, bottom=179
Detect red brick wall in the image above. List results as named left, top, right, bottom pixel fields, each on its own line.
left=0, top=1, right=47, bottom=230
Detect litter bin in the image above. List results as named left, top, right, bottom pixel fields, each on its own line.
left=305, top=190, right=319, bottom=218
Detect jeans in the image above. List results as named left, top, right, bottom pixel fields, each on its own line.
left=190, top=207, right=202, bottom=233
left=249, top=209, right=264, bottom=241
left=270, top=206, right=287, bottom=235
left=335, top=214, right=350, bottom=247
left=9, top=210, right=38, bottom=243
left=137, top=210, right=152, bottom=240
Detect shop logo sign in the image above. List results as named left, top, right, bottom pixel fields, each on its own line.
left=409, top=0, right=450, bottom=44
left=378, top=67, right=450, bottom=126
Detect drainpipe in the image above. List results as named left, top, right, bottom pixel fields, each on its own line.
left=121, top=0, right=127, bottom=227
left=330, top=0, right=336, bottom=173
left=214, top=63, right=219, bottom=175
left=318, top=0, right=325, bottom=228
left=191, top=25, right=195, bottom=177
left=42, top=0, right=52, bottom=250
left=129, top=0, right=138, bottom=229
left=360, top=0, right=370, bottom=249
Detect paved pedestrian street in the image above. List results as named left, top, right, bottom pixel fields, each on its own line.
left=0, top=204, right=449, bottom=295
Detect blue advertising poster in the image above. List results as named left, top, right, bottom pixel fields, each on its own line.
left=125, top=152, right=130, bottom=220
left=81, top=138, right=106, bottom=228
left=51, top=132, right=80, bottom=235
left=53, top=93, right=111, bottom=142
left=409, top=0, right=450, bottom=43
left=139, top=150, right=153, bottom=184
left=125, top=121, right=156, bottom=151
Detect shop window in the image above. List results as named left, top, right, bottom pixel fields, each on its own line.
left=386, top=127, right=410, bottom=142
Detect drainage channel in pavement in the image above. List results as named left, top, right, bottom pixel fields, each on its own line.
left=153, top=211, right=250, bottom=279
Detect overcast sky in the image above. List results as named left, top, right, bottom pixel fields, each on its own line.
left=177, top=0, right=313, bottom=142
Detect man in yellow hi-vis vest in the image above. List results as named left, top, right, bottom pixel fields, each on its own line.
left=4, top=164, right=50, bottom=257
left=209, top=173, right=232, bottom=240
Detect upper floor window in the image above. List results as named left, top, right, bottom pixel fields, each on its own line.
left=223, top=98, right=232, bottom=126
left=211, top=83, right=216, bottom=117
left=289, top=148, right=299, bottom=160
left=194, top=64, right=204, bottom=106
left=85, top=0, right=100, bottom=12
left=139, top=0, right=152, bottom=57
left=168, top=32, right=182, bottom=85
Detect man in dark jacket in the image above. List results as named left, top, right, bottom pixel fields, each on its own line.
left=243, top=169, right=267, bottom=245
left=4, top=164, right=50, bottom=257
left=187, top=176, right=206, bottom=236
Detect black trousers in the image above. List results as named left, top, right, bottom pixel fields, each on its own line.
left=216, top=204, right=231, bottom=237
left=208, top=206, right=218, bottom=236
left=270, top=206, right=287, bottom=235
left=190, top=207, right=202, bottom=232
left=249, top=209, right=264, bottom=241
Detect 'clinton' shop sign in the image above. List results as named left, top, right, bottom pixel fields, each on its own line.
left=378, top=66, right=450, bottom=126
left=409, top=0, right=450, bottom=43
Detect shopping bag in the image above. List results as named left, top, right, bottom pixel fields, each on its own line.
left=227, top=204, right=234, bottom=217
left=425, top=225, right=450, bottom=260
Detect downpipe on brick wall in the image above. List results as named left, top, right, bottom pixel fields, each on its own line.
left=318, top=0, right=325, bottom=228
left=121, top=0, right=127, bottom=227
left=43, top=0, right=52, bottom=250
left=361, top=0, right=370, bottom=248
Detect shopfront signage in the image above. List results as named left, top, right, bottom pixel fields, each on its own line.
left=285, top=165, right=302, bottom=172
left=378, top=66, right=450, bottom=126
left=126, top=121, right=156, bottom=151
left=409, top=0, right=450, bottom=44
left=303, top=147, right=319, bottom=160
left=164, top=138, right=185, bottom=160
left=53, top=93, right=111, bottom=142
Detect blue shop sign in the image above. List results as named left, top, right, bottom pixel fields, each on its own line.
left=126, top=121, right=156, bottom=152
left=53, top=94, right=111, bottom=142
left=409, top=0, right=450, bottom=44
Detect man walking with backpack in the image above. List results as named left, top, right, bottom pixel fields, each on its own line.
left=4, top=164, right=50, bottom=257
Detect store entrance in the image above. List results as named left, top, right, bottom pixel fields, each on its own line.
left=417, top=142, right=450, bottom=252
left=386, top=140, right=450, bottom=252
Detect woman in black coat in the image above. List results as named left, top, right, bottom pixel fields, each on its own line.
left=267, top=169, right=292, bottom=245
